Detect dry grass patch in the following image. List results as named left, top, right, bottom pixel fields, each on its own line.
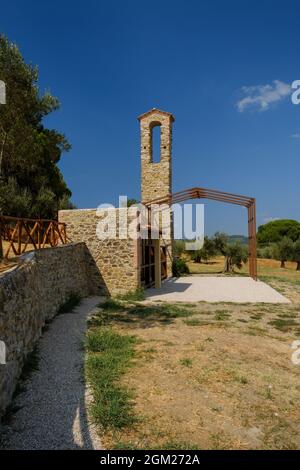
left=119, top=321, right=299, bottom=449
left=85, top=286, right=300, bottom=450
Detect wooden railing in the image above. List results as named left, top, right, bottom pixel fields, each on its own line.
left=0, top=215, right=68, bottom=259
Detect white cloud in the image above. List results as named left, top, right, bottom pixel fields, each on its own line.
left=237, top=80, right=291, bottom=112
left=291, top=133, right=300, bottom=139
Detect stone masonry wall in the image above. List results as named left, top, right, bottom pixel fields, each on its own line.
left=59, top=208, right=140, bottom=296
left=139, top=109, right=174, bottom=202
left=0, top=242, right=100, bottom=418
left=139, top=109, right=175, bottom=273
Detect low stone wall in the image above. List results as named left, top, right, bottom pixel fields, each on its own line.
left=0, top=243, right=102, bottom=418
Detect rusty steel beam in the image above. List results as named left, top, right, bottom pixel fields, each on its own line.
left=143, top=186, right=257, bottom=280
left=145, top=186, right=253, bottom=207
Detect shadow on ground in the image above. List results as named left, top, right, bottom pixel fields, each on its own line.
left=89, top=298, right=197, bottom=330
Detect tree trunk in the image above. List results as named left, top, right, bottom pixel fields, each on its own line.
left=280, top=260, right=286, bottom=268
left=223, top=256, right=233, bottom=273
left=297, top=261, right=300, bottom=271
left=0, top=131, right=8, bottom=176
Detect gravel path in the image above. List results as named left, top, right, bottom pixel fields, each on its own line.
left=1, top=296, right=103, bottom=450
left=145, top=276, right=290, bottom=303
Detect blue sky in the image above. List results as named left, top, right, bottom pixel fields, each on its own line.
left=1, top=0, right=300, bottom=235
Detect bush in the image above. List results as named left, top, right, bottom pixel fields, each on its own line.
left=257, top=245, right=274, bottom=259
left=191, top=250, right=203, bottom=263
left=174, top=240, right=186, bottom=257
left=172, top=258, right=190, bottom=277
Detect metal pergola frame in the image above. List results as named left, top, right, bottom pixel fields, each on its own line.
left=144, top=187, right=257, bottom=280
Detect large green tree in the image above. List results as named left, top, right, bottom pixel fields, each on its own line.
left=257, top=219, right=300, bottom=245
left=0, top=35, right=74, bottom=218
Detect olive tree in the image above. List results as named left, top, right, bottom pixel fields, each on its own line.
left=191, top=236, right=217, bottom=263
left=273, top=237, right=294, bottom=268
left=213, top=232, right=248, bottom=273
left=291, top=239, right=300, bottom=271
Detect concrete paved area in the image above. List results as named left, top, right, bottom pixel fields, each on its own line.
left=0, top=297, right=103, bottom=450
left=145, top=276, right=290, bottom=304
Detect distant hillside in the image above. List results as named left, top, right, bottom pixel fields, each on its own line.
left=228, top=235, right=248, bottom=246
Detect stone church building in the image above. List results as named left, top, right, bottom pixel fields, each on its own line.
left=59, top=108, right=174, bottom=295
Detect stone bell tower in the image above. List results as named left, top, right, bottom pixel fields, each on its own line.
left=138, top=108, right=175, bottom=202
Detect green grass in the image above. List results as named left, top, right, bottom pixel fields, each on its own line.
left=184, top=318, right=203, bottom=326
left=96, top=300, right=195, bottom=325
left=116, top=288, right=145, bottom=302
left=85, top=327, right=137, bottom=429
left=268, top=318, right=299, bottom=332
left=180, top=358, right=193, bottom=367
left=214, top=310, right=231, bottom=321
left=113, top=441, right=137, bottom=450
left=277, top=313, right=297, bottom=319
left=194, top=310, right=213, bottom=315
left=260, top=275, right=300, bottom=287
left=58, top=294, right=81, bottom=313
left=98, top=298, right=124, bottom=311
left=128, top=303, right=194, bottom=319
left=98, top=288, right=145, bottom=313
left=114, top=440, right=201, bottom=450
left=266, top=385, right=273, bottom=400
left=235, top=375, right=248, bottom=385
left=154, top=441, right=201, bottom=450
left=144, top=346, right=157, bottom=353
left=250, top=313, right=264, bottom=320
left=246, top=326, right=267, bottom=336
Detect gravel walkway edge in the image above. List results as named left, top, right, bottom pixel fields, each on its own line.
left=1, top=296, right=103, bottom=450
